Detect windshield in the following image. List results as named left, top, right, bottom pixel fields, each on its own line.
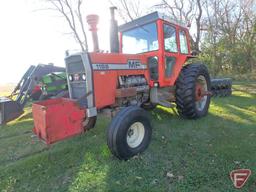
left=122, top=22, right=159, bottom=54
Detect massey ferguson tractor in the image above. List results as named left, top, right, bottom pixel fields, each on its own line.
left=32, top=7, right=212, bottom=160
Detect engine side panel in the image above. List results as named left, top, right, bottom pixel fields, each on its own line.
left=93, top=71, right=117, bottom=108
left=89, top=52, right=149, bottom=109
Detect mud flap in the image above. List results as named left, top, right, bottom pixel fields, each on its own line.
left=0, top=97, right=24, bottom=125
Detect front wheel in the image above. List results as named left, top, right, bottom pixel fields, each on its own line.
left=107, top=106, right=152, bottom=160
left=175, top=64, right=211, bottom=119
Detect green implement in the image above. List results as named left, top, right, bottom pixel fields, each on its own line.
left=40, top=72, right=68, bottom=100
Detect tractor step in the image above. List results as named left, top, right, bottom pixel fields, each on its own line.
left=0, top=97, right=24, bottom=125
left=32, top=98, right=85, bottom=144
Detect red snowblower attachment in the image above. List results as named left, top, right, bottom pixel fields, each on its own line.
left=32, top=98, right=85, bottom=144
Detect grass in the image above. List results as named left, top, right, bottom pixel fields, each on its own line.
left=0, top=82, right=256, bottom=192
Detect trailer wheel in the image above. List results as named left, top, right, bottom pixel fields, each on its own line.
left=107, top=106, right=152, bottom=160
left=175, top=64, right=211, bottom=119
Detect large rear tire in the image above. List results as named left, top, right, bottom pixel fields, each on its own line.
left=107, top=106, right=152, bottom=160
left=175, top=64, right=211, bottom=119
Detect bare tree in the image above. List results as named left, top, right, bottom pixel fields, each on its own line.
left=109, top=0, right=147, bottom=22
left=239, top=0, right=256, bottom=71
left=46, top=0, right=88, bottom=51
left=154, top=0, right=203, bottom=52
left=195, top=0, right=203, bottom=52
left=202, top=0, right=256, bottom=72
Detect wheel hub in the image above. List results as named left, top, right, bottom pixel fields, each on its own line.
left=127, top=129, right=134, bottom=137
left=126, top=122, right=145, bottom=148
left=195, top=83, right=204, bottom=101
left=195, top=75, right=208, bottom=111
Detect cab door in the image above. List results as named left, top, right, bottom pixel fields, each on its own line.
left=160, top=23, right=190, bottom=86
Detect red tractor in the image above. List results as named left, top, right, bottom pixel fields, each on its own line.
left=32, top=7, right=211, bottom=160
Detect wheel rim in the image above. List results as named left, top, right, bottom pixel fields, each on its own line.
left=195, top=75, right=208, bottom=111
left=126, top=122, right=145, bottom=148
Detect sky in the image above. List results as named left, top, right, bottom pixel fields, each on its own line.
left=0, top=0, right=113, bottom=84
left=0, top=0, right=186, bottom=85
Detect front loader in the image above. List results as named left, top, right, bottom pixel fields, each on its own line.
left=33, top=8, right=212, bottom=159
left=0, top=64, right=65, bottom=125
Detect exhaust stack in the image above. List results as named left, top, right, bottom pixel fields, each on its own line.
left=87, top=14, right=100, bottom=52
left=110, top=7, right=119, bottom=53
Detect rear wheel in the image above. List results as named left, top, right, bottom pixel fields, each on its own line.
left=175, top=64, right=211, bottom=119
left=107, top=106, right=152, bottom=160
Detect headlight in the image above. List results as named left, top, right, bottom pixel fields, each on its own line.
left=82, top=74, right=86, bottom=80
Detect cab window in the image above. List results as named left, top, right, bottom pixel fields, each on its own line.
left=122, top=22, right=159, bottom=54
left=164, top=24, right=178, bottom=53
left=165, top=56, right=176, bottom=77
left=179, top=30, right=188, bottom=54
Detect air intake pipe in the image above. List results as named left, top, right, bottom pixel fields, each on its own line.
left=110, top=7, right=119, bottom=53
left=86, top=14, right=100, bottom=52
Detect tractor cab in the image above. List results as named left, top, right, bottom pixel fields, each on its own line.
left=119, top=12, right=192, bottom=87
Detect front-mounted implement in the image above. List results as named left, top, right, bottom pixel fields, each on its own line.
left=32, top=98, right=85, bottom=144
left=0, top=97, right=23, bottom=125
left=0, top=64, right=65, bottom=125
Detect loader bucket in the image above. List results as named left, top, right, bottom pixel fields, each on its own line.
left=32, top=98, right=85, bottom=144
left=0, top=97, right=24, bottom=125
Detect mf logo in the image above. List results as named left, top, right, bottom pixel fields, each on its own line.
left=128, top=60, right=141, bottom=69
left=230, top=169, right=251, bottom=189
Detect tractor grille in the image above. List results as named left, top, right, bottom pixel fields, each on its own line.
left=65, top=55, right=87, bottom=106
left=66, top=55, right=85, bottom=74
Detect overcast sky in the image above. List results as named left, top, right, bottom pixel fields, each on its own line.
left=0, top=0, right=113, bottom=84
left=0, top=0, right=169, bottom=84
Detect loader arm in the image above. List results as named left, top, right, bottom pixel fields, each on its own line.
left=0, top=64, right=65, bottom=125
